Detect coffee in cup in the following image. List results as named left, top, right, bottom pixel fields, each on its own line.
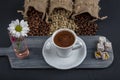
left=51, top=28, right=82, bottom=58
left=54, top=30, right=75, bottom=47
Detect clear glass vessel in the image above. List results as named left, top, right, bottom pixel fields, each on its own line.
left=9, top=35, right=29, bottom=59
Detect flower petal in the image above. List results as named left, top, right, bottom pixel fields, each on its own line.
left=16, top=19, right=19, bottom=25
left=20, top=20, right=24, bottom=26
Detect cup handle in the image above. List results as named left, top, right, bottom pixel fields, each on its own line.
left=72, top=41, right=83, bottom=50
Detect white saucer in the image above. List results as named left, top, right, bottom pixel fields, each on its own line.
left=42, top=37, right=87, bottom=70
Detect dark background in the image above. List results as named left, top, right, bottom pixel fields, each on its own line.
left=0, top=0, right=120, bottom=80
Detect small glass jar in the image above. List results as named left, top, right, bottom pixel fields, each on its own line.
left=9, top=34, right=29, bottom=59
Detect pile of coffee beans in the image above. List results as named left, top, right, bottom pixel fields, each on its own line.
left=27, top=7, right=43, bottom=19
left=51, top=8, right=71, bottom=18
left=26, top=7, right=98, bottom=36
left=27, top=7, right=50, bottom=36
left=48, top=8, right=78, bottom=34
left=74, top=13, right=98, bottom=35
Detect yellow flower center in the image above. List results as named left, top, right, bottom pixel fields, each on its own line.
left=15, top=25, right=22, bottom=32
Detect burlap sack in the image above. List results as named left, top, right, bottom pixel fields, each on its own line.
left=49, top=0, right=73, bottom=15
left=72, top=0, right=100, bottom=19
left=23, top=0, right=48, bottom=20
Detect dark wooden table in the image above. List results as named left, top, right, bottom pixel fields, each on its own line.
left=0, top=0, right=120, bottom=80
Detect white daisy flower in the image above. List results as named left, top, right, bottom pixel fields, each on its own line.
left=8, top=19, right=30, bottom=38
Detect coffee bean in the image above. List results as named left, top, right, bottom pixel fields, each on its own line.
left=27, top=7, right=50, bottom=36
left=74, top=13, right=98, bottom=35
left=48, top=8, right=78, bottom=34
left=27, top=7, right=98, bottom=36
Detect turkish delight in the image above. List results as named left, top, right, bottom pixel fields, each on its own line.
left=95, top=51, right=102, bottom=59
left=97, top=43, right=104, bottom=51
left=99, top=36, right=106, bottom=43
left=104, top=42, right=112, bottom=52
left=102, top=52, right=110, bottom=60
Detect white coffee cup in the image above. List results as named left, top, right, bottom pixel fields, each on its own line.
left=48, top=28, right=82, bottom=58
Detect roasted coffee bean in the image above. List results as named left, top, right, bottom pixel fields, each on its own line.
left=75, top=12, right=94, bottom=21
left=74, top=13, right=98, bottom=35
left=27, top=7, right=50, bottom=36
left=27, top=7, right=43, bottom=19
